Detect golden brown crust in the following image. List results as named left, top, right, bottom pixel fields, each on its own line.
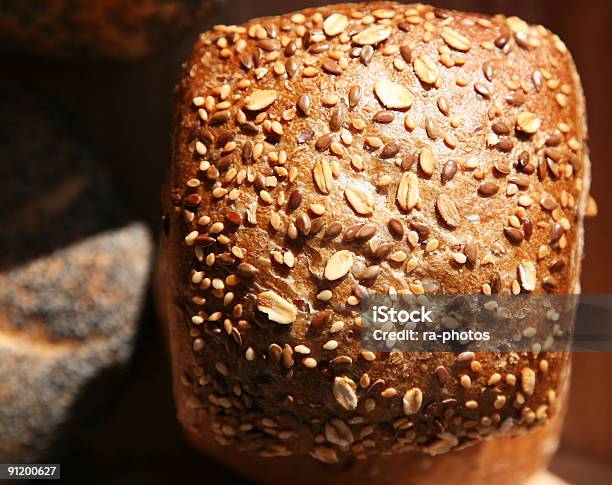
left=164, top=0, right=590, bottom=474
left=0, top=0, right=212, bottom=60
left=182, top=409, right=564, bottom=485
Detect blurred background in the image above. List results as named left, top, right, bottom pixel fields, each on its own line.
left=0, top=1, right=610, bottom=483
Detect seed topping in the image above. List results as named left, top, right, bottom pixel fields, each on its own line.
left=436, top=194, right=461, bottom=228
left=345, top=185, right=374, bottom=215
left=313, top=159, right=334, bottom=194
left=374, top=80, right=414, bottom=109
left=323, top=13, right=349, bottom=37
left=333, top=376, right=358, bottom=410
left=325, top=250, right=354, bottom=281
left=516, top=112, right=541, bottom=134
left=413, top=55, right=439, bottom=84
left=403, top=387, right=423, bottom=415
left=440, top=27, right=472, bottom=51
left=397, top=172, right=419, bottom=211
left=257, top=290, right=298, bottom=324
left=245, top=89, right=278, bottom=111
left=353, top=25, right=392, bottom=45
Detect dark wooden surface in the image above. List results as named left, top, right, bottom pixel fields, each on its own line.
left=4, top=1, right=611, bottom=482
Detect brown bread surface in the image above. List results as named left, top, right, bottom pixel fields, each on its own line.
left=163, top=3, right=590, bottom=482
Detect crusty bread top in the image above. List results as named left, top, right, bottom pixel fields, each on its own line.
left=167, top=2, right=590, bottom=462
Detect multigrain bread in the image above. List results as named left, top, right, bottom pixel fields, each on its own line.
left=163, top=3, right=590, bottom=483
left=0, top=0, right=213, bottom=60
left=0, top=82, right=152, bottom=462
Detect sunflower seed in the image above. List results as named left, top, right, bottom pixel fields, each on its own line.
left=296, top=213, right=312, bottom=235
left=437, top=96, right=450, bottom=116
left=373, top=110, right=395, bottom=123
left=478, top=181, right=499, bottom=196
left=401, top=152, right=416, bottom=171
left=465, top=241, right=478, bottom=265
left=257, top=290, right=298, bottom=324
left=330, top=107, right=344, bottom=131
left=494, top=159, right=511, bottom=174
left=483, top=61, right=495, bottom=81
left=381, top=141, right=401, bottom=158
left=400, top=44, right=414, bottom=63
left=521, top=367, right=536, bottom=395
left=237, top=263, right=258, bottom=277
left=360, top=265, right=380, bottom=280
left=324, top=221, right=343, bottom=239
left=356, top=223, right=377, bottom=240
left=310, top=446, right=338, bottom=464
left=388, top=218, right=404, bottom=238
left=474, top=82, right=491, bottom=99
left=316, top=133, right=334, bottom=151
left=210, top=110, right=230, bottom=125
left=441, top=160, right=457, bottom=182
left=373, top=242, right=394, bottom=259
left=419, top=147, right=434, bottom=176
left=425, top=117, right=442, bottom=140
left=540, top=193, right=557, bottom=211
left=323, top=60, right=342, bottom=75
left=508, top=173, right=530, bottom=188
left=287, top=190, right=303, bottom=211
left=348, top=85, right=361, bottom=109
left=504, top=227, right=524, bottom=243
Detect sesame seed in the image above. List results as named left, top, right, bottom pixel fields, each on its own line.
left=323, top=340, right=339, bottom=350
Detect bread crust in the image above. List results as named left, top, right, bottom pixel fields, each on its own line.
left=164, top=2, right=590, bottom=479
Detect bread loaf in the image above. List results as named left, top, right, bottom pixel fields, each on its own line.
left=163, top=3, right=590, bottom=482
left=0, top=0, right=213, bottom=60
left=0, top=81, right=152, bottom=462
